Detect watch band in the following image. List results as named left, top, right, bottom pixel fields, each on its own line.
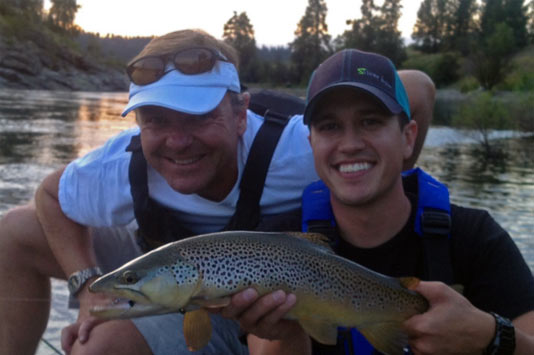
left=67, top=266, right=103, bottom=296
left=484, top=312, right=516, bottom=355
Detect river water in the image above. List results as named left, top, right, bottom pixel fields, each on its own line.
left=0, top=88, right=532, bottom=354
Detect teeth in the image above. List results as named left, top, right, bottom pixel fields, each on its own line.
left=339, top=162, right=371, bottom=173
left=172, top=157, right=201, bottom=165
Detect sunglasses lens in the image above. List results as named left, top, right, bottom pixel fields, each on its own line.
left=173, top=48, right=216, bottom=75
left=127, top=57, right=165, bottom=85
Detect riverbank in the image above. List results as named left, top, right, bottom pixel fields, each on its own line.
left=0, top=10, right=129, bottom=92
left=0, top=37, right=129, bottom=91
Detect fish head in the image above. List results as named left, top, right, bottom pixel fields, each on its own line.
left=89, top=246, right=200, bottom=319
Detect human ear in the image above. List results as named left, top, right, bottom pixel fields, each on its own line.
left=236, top=93, right=249, bottom=136
left=403, top=120, right=418, bottom=160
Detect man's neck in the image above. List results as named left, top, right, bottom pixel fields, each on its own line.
left=331, top=181, right=411, bottom=249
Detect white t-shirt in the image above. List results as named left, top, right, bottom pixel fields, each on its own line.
left=59, top=110, right=318, bottom=234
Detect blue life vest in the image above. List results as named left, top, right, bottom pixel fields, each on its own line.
left=301, top=168, right=452, bottom=355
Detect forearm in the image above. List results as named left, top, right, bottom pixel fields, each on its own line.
left=34, top=167, right=97, bottom=278
left=513, top=311, right=534, bottom=355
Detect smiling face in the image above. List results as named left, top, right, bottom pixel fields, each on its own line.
left=136, top=93, right=247, bottom=201
left=308, top=88, right=417, bottom=209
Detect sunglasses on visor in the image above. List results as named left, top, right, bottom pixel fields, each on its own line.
left=126, top=47, right=229, bottom=86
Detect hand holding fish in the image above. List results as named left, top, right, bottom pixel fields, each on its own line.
left=403, top=281, right=495, bottom=355
left=220, top=288, right=299, bottom=340
left=61, top=288, right=110, bottom=353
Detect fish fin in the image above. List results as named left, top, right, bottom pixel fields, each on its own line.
left=358, top=322, right=408, bottom=355
left=183, top=309, right=212, bottom=351
left=299, top=319, right=338, bottom=345
left=191, top=296, right=231, bottom=308
left=286, top=232, right=333, bottom=250
left=398, top=277, right=420, bottom=290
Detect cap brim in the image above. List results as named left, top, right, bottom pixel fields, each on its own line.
left=304, top=83, right=404, bottom=125
left=121, top=85, right=227, bottom=117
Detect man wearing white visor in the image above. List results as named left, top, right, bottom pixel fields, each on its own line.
left=0, top=29, right=436, bottom=355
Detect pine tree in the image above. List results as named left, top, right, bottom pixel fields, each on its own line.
left=223, top=11, right=258, bottom=82
left=412, top=0, right=454, bottom=53
left=341, top=0, right=405, bottom=65
left=480, top=0, right=529, bottom=49
left=449, top=0, right=478, bottom=54
left=48, top=0, right=80, bottom=33
left=529, top=0, right=534, bottom=43
left=290, top=0, right=331, bottom=85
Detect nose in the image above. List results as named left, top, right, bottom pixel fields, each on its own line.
left=338, top=128, right=366, bottom=153
left=164, top=124, right=193, bottom=150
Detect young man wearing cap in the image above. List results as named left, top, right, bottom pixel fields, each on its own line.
left=228, top=50, right=534, bottom=354
left=0, top=30, right=437, bottom=355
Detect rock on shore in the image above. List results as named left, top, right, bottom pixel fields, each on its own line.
left=0, top=37, right=129, bottom=92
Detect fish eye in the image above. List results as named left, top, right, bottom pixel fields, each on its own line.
left=122, top=271, right=138, bottom=284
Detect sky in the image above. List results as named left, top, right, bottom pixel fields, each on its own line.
left=44, top=0, right=422, bottom=47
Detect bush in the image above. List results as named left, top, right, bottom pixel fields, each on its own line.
left=401, top=50, right=461, bottom=88
left=497, top=52, right=534, bottom=92
left=455, top=76, right=480, bottom=93
left=452, top=92, right=511, bottom=156
left=508, top=93, right=534, bottom=132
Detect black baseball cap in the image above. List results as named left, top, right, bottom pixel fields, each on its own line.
left=304, top=49, right=411, bottom=125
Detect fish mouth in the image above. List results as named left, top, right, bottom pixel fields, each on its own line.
left=90, top=297, right=172, bottom=319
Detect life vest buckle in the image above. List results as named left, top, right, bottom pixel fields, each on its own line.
left=421, top=210, right=451, bottom=237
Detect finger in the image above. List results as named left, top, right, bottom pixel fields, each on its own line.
left=414, top=281, right=448, bottom=299
left=258, top=293, right=296, bottom=326
left=252, top=294, right=298, bottom=340
left=61, top=324, right=79, bottom=353
left=221, top=288, right=259, bottom=318
left=78, top=317, right=101, bottom=343
left=237, top=290, right=287, bottom=330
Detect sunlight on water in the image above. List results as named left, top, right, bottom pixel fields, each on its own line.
left=0, top=89, right=532, bottom=354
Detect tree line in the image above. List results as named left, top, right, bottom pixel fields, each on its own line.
left=2, top=0, right=533, bottom=90
left=0, top=0, right=79, bottom=33
left=223, top=0, right=533, bottom=90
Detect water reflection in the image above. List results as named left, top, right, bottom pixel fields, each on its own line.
left=0, top=88, right=134, bottom=213
left=418, top=137, right=534, bottom=272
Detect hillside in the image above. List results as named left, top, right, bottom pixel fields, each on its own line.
left=0, top=12, right=134, bottom=92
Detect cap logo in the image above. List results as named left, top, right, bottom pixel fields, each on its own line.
left=355, top=66, right=393, bottom=90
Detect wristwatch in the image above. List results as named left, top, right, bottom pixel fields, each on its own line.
left=67, top=267, right=103, bottom=296
left=484, top=312, right=516, bottom=355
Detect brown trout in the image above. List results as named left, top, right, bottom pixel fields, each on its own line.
left=89, top=231, right=428, bottom=354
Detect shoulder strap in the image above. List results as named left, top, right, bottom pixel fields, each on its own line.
left=403, top=168, right=453, bottom=284
left=126, top=134, right=151, bottom=251
left=126, top=135, right=148, bottom=228
left=301, top=180, right=337, bottom=245
left=225, top=110, right=291, bottom=230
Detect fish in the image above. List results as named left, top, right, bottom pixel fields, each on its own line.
left=89, top=231, right=428, bottom=354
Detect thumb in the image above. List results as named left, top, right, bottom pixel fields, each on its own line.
left=414, top=281, right=450, bottom=304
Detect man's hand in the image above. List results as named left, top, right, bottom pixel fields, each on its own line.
left=403, top=281, right=495, bottom=355
left=61, top=286, right=110, bottom=354
left=217, top=288, right=301, bottom=341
